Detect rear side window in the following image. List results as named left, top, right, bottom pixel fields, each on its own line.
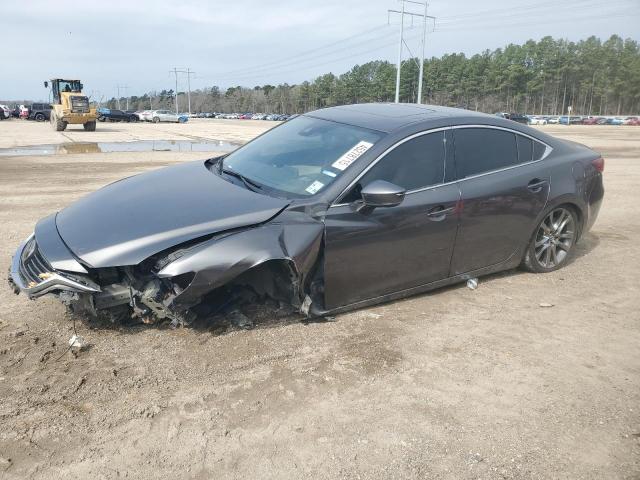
left=454, top=128, right=518, bottom=178
left=359, top=131, right=446, bottom=191
left=533, top=140, right=546, bottom=160
left=516, top=135, right=533, bottom=163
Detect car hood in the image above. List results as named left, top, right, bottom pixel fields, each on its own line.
left=55, top=160, right=289, bottom=267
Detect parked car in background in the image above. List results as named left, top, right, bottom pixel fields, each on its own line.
left=495, top=112, right=528, bottom=124
left=528, top=116, right=548, bottom=125
left=134, top=110, right=152, bottom=122
left=582, top=116, right=602, bottom=125
left=0, top=104, right=11, bottom=119
left=27, top=103, right=52, bottom=122
left=8, top=103, right=604, bottom=326
left=19, top=105, right=29, bottom=119
left=623, top=116, right=640, bottom=125
left=150, top=110, right=189, bottom=123
left=559, top=116, right=583, bottom=125
left=97, top=108, right=138, bottom=122
left=606, top=117, right=624, bottom=125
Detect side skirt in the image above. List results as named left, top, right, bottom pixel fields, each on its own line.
left=309, top=253, right=522, bottom=318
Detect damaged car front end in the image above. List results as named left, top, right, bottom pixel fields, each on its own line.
left=8, top=113, right=363, bottom=326
left=10, top=208, right=325, bottom=326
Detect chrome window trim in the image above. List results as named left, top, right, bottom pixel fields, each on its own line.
left=330, top=124, right=553, bottom=208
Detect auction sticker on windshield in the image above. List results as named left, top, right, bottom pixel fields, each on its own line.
left=331, top=141, right=374, bottom=171
left=305, top=180, right=325, bottom=194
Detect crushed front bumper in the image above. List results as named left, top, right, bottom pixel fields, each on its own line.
left=9, top=234, right=100, bottom=299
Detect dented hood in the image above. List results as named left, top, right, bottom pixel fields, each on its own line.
left=55, top=160, right=288, bottom=267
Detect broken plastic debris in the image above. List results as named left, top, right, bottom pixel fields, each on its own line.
left=300, top=295, right=313, bottom=315
left=466, top=278, right=478, bottom=290
left=38, top=272, right=53, bottom=280
left=68, top=334, right=86, bottom=350
left=539, top=302, right=554, bottom=308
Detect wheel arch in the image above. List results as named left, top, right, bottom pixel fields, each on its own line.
left=156, top=222, right=324, bottom=312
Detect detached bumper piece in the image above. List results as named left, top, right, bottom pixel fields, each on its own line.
left=9, top=235, right=100, bottom=298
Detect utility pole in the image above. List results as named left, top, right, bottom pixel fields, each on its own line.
left=186, top=68, right=196, bottom=115
left=170, top=68, right=196, bottom=114
left=116, top=84, right=129, bottom=110
left=394, top=0, right=404, bottom=103
left=417, top=1, right=428, bottom=104
left=171, top=68, right=180, bottom=114
left=389, top=1, right=435, bottom=104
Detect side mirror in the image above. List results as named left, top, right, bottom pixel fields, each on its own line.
left=79, top=83, right=84, bottom=90
left=44, top=81, right=48, bottom=88
left=360, top=180, right=405, bottom=209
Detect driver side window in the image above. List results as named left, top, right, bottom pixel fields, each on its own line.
left=342, top=131, right=446, bottom=202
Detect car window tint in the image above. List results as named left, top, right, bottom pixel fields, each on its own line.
left=533, top=140, right=546, bottom=160
left=359, top=131, right=446, bottom=192
left=516, top=135, right=533, bottom=163
left=454, top=128, right=518, bottom=178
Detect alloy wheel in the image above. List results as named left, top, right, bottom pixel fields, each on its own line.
left=534, top=207, right=575, bottom=268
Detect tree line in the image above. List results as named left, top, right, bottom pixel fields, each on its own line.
left=105, top=35, right=640, bottom=116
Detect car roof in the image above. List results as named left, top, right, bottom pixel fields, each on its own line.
left=304, top=103, right=491, bottom=133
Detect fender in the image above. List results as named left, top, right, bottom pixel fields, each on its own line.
left=157, top=217, right=324, bottom=308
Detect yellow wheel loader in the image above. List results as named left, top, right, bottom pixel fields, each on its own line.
left=45, top=79, right=97, bottom=131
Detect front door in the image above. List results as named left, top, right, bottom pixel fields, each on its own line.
left=323, top=130, right=461, bottom=310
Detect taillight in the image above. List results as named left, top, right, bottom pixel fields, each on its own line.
left=592, top=157, right=604, bottom=173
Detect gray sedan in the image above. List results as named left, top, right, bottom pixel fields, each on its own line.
left=9, top=104, right=604, bottom=326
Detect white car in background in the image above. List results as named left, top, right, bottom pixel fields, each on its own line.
left=0, top=104, right=11, bottom=119
left=136, top=110, right=153, bottom=122
left=528, top=115, right=548, bottom=125
left=150, top=110, right=189, bottom=123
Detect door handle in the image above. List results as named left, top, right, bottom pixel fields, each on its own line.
left=527, top=178, right=548, bottom=193
left=427, top=205, right=455, bottom=221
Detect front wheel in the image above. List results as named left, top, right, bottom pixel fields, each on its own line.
left=83, top=121, right=96, bottom=131
left=152, top=117, right=160, bottom=123
left=34, top=113, right=45, bottom=122
left=51, top=113, right=67, bottom=131
left=522, top=207, right=578, bottom=273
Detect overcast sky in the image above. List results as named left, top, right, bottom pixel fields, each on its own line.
left=1, top=0, right=638, bottom=101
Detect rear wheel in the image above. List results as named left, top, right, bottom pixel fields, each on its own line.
left=34, top=113, right=45, bottom=122
left=152, top=117, right=160, bottom=123
left=83, top=121, right=96, bottom=131
left=522, top=206, right=577, bottom=273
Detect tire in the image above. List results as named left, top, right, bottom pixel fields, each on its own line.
left=522, top=206, right=578, bottom=273
left=34, top=113, right=45, bottom=122
left=83, top=121, right=96, bottom=131
left=152, top=117, right=160, bottom=123
left=51, top=113, right=67, bottom=131
left=98, top=116, right=106, bottom=122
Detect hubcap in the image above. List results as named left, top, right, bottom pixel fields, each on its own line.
left=534, top=208, right=575, bottom=268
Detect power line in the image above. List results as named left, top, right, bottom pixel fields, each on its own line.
left=215, top=24, right=391, bottom=78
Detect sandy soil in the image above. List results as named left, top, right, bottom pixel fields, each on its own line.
left=0, top=120, right=638, bottom=480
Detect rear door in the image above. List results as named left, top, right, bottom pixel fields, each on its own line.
left=323, top=130, right=461, bottom=309
left=449, top=126, right=551, bottom=274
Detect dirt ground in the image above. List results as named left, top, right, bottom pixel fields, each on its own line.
left=0, top=119, right=638, bottom=480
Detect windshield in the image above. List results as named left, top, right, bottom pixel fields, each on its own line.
left=222, top=116, right=383, bottom=197
left=57, top=80, right=81, bottom=93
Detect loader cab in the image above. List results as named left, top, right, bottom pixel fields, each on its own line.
left=46, top=79, right=83, bottom=104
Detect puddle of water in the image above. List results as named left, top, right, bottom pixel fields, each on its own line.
left=0, top=139, right=240, bottom=157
